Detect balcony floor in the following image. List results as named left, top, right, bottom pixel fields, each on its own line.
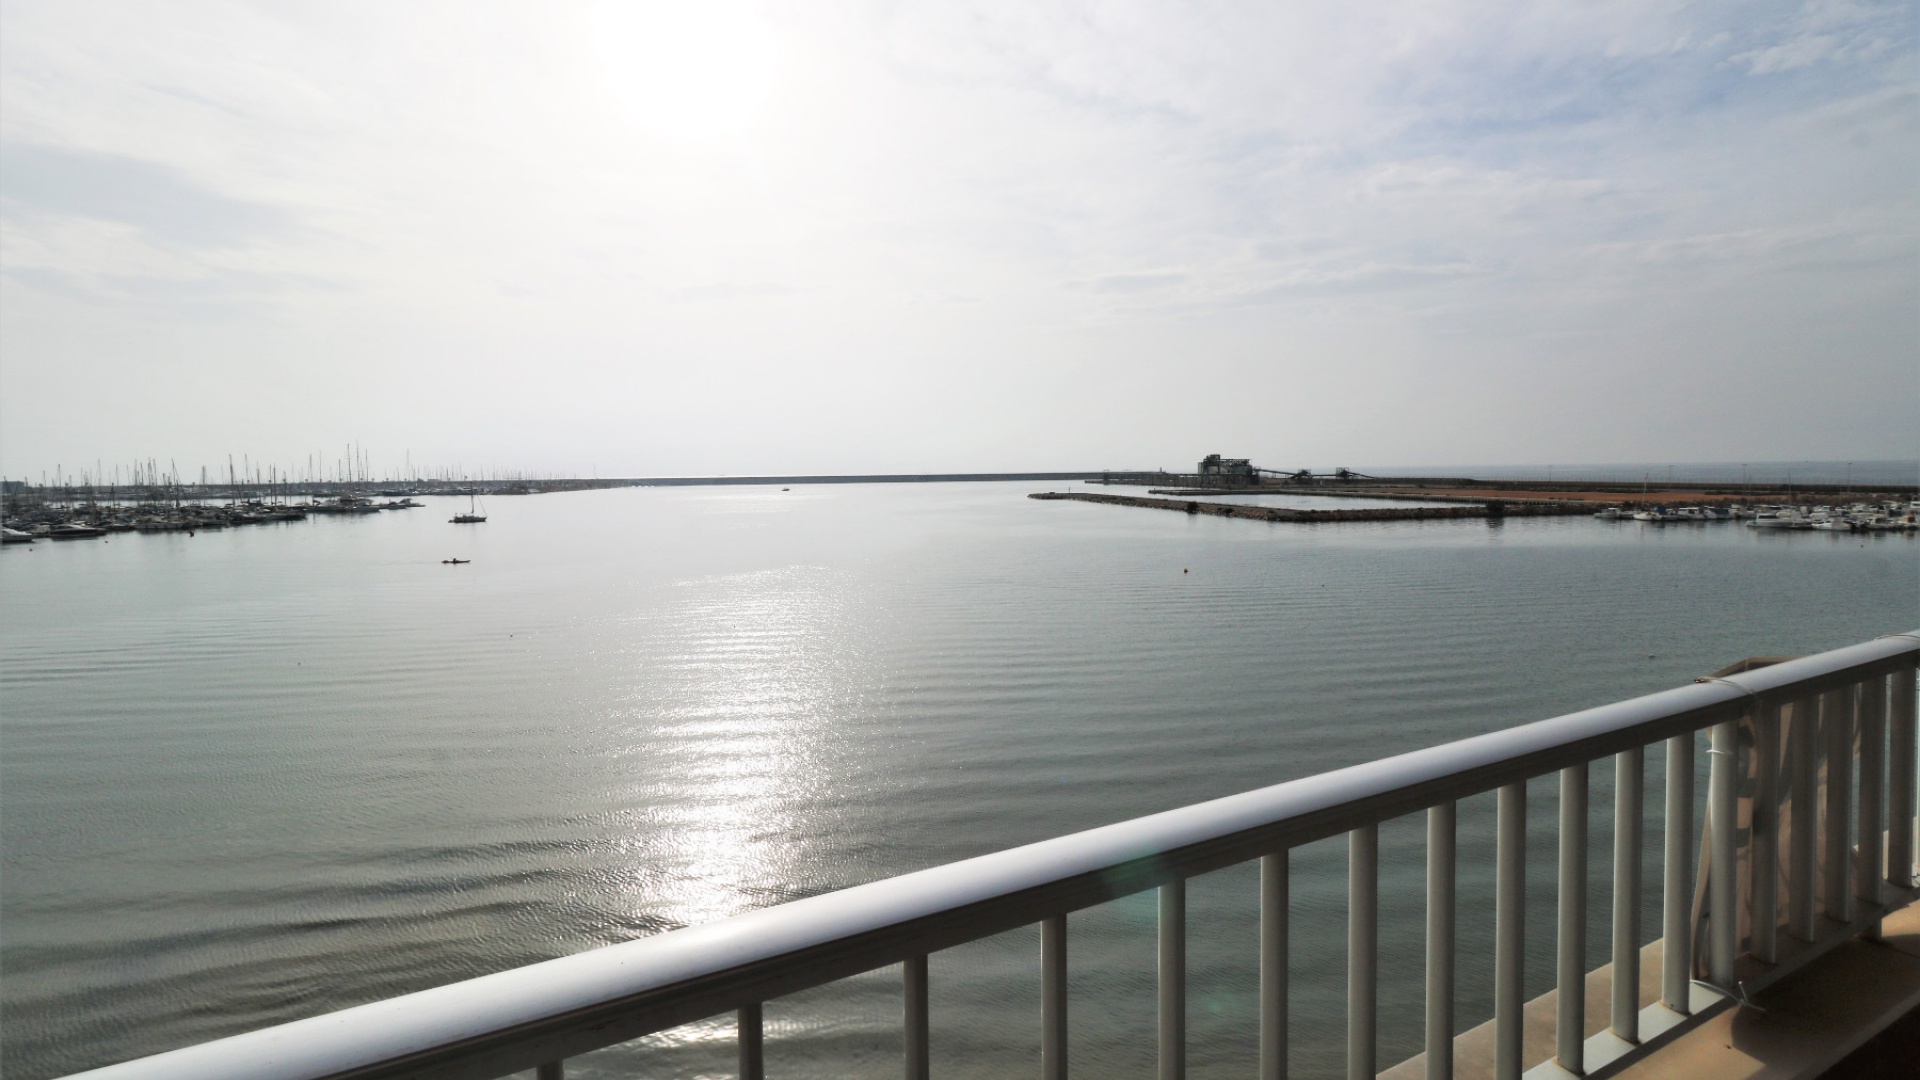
left=1622, top=902, right=1920, bottom=1080
left=1381, top=901, right=1920, bottom=1080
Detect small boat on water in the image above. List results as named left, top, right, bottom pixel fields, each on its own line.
left=1, top=526, right=34, bottom=544
left=47, top=523, right=107, bottom=540
left=307, top=496, right=379, bottom=515
left=441, top=558, right=470, bottom=564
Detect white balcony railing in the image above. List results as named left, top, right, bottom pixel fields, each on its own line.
left=66, top=630, right=1920, bottom=1080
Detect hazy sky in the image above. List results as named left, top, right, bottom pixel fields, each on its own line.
left=2, top=1, right=1915, bottom=480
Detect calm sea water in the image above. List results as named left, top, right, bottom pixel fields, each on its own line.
left=3, top=482, right=1915, bottom=1079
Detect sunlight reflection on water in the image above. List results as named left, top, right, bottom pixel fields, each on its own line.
left=613, top=568, right=869, bottom=930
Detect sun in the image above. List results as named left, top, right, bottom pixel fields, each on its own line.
left=587, top=1, right=781, bottom=142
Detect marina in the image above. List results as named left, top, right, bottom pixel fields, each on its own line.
left=1, top=494, right=410, bottom=539
left=4, top=481, right=1914, bottom=1079
left=0, top=481, right=605, bottom=542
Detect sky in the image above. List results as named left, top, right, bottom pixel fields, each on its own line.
left=1, top=0, right=1915, bottom=481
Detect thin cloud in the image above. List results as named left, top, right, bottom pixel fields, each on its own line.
left=676, top=281, right=795, bottom=301
left=0, top=142, right=289, bottom=248
left=1085, top=270, right=1187, bottom=293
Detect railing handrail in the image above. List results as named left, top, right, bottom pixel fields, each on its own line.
left=67, top=631, right=1920, bottom=1080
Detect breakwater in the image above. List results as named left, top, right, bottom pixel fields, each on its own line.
left=1100, top=472, right=1919, bottom=498
left=627, top=472, right=1107, bottom=487
left=1029, top=491, right=1593, bottom=521
left=1148, top=487, right=1619, bottom=507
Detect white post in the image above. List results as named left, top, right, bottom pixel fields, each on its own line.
left=1663, top=733, right=1694, bottom=1012
left=1427, top=804, right=1456, bottom=1080
left=1160, top=881, right=1185, bottom=1080
left=1558, top=764, right=1589, bottom=1072
left=1752, top=702, right=1781, bottom=963
left=1823, top=688, right=1854, bottom=924
left=1611, top=747, right=1643, bottom=1042
left=1262, top=853, right=1289, bottom=1080
left=1043, top=914, right=1066, bottom=1080
left=905, top=954, right=929, bottom=1080
left=1350, top=825, right=1378, bottom=1080
left=1496, top=782, right=1526, bottom=1080
left=1857, top=676, right=1886, bottom=933
left=1891, top=666, right=1918, bottom=888
left=739, top=1003, right=764, bottom=1080
left=1708, top=719, right=1738, bottom=987
left=1789, top=697, right=1819, bottom=940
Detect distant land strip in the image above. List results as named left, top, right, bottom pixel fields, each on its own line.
left=1030, top=491, right=1593, bottom=522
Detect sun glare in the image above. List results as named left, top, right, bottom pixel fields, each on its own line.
left=588, top=1, right=780, bottom=142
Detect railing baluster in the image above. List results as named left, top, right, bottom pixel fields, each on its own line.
left=1426, top=803, right=1456, bottom=1080
left=1349, top=824, right=1378, bottom=1080
left=739, top=1003, right=764, bottom=1080
left=1708, top=718, right=1738, bottom=987
left=1857, top=675, right=1886, bottom=934
left=1261, top=852, right=1289, bottom=1080
left=1823, top=687, right=1854, bottom=924
left=1752, top=701, right=1781, bottom=964
left=1892, top=665, right=1918, bottom=888
left=1662, top=732, right=1693, bottom=1013
left=1495, top=782, right=1526, bottom=1080
left=905, top=954, right=929, bottom=1080
left=1160, top=880, right=1186, bottom=1080
left=1789, top=696, right=1818, bottom=940
left=536, top=1062, right=564, bottom=1080
left=1557, top=764, right=1588, bottom=1072
left=1611, top=746, right=1643, bottom=1043
left=1042, top=914, right=1066, bottom=1080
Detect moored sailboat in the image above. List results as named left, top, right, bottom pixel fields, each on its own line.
left=450, top=491, right=487, bottom=524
